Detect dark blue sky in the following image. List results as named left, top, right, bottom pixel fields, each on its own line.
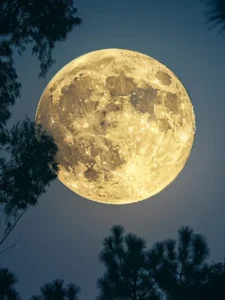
left=3, top=0, right=225, bottom=299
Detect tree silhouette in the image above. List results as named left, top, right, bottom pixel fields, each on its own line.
left=193, top=260, right=225, bottom=300
left=96, top=225, right=212, bottom=300
left=0, top=266, right=81, bottom=300
left=0, top=0, right=82, bottom=136
left=0, top=225, right=224, bottom=299
left=30, top=297, right=42, bottom=300
left=65, top=283, right=81, bottom=300
left=0, top=117, right=59, bottom=249
left=30, top=279, right=81, bottom=300
left=0, top=0, right=82, bottom=250
left=202, top=0, right=225, bottom=35
left=96, top=225, right=160, bottom=300
left=148, top=226, right=210, bottom=300
left=0, top=265, right=21, bottom=299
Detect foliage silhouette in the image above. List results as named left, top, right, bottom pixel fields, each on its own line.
left=0, top=0, right=82, bottom=136
left=192, top=260, right=225, bottom=299
left=0, top=264, right=81, bottom=300
left=0, top=117, right=59, bottom=248
left=0, top=226, right=224, bottom=299
left=148, top=226, right=210, bottom=300
left=96, top=225, right=223, bottom=300
left=96, top=225, right=161, bottom=300
left=30, top=278, right=81, bottom=300
left=0, top=265, right=21, bottom=299
left=202, top=0, right=225, bottom=35
left=0, top=0, right=82, bottom=250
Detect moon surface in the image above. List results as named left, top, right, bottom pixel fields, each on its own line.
left=36, top=49, right=195, bottom=204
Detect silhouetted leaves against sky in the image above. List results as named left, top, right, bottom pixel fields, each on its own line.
left=0, top=265, right=21, bottom=299
left=202, top=0, right=225, bottom=35
left=32, top=278, right=81, bottom=300
left=0, top=117, right=59, bottom=246
left=0, top=0, right=82, bottom=133
left=96, top=225, right=212, bottom=300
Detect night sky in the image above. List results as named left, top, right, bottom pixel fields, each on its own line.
left=3, top=1, right=225, bottom=299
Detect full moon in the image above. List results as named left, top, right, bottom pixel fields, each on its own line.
left=36, top=49, right=195, bottom=204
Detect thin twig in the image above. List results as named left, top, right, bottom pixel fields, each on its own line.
left=0, top=208, right=27, bottom=246
left=0, top=238, right=21, bottom=255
